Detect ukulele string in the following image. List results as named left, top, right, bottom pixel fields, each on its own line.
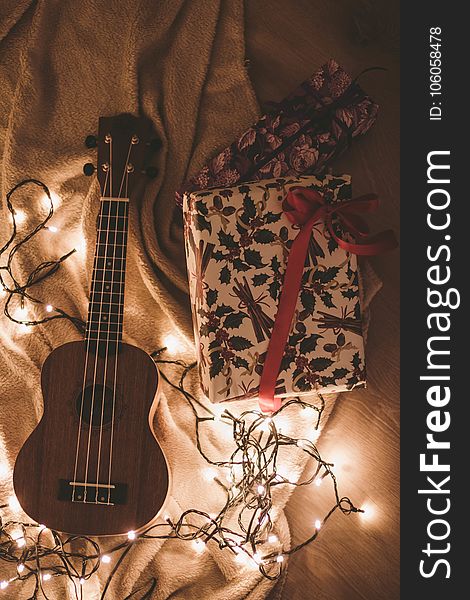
left=96, top=143, right=132, bottom=505
left=83, top=145, right=114, bottom=504
left=94, top=195, right=118, bottom=504
left=107, top=202, right=129, bottom=504
left=71, top=165, right=111, bottom=503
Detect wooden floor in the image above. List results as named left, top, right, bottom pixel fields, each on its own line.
left=245, top=2, right=400, bottom=598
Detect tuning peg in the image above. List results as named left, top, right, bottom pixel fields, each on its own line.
left=84, top=135, right=98, bottom=149
left=146, top=138, right=162, bottom=152
left=144, top=166, right=158, bottom=178
left=83, top=163, right=95, bottom=176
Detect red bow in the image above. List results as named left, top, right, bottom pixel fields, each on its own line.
left=258, top=186, right=397, bottom=414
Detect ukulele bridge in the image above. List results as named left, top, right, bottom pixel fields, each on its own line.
left=58, top=479, right=128, bottom=505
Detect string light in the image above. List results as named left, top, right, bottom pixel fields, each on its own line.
left=17, top=564, right=25, bottom=574
left=47, top=225, right=58, bottom=233
left=0, top=349, right=364, bottom=594
left=0, top=581, right=8, bottom=590
left=101, top=555, right=111, bottom=564
left=45, top=304, right=53, bottom=312
left=315, top=519, right=322, bottom=530
left=0, top=180, right=83, bottom=334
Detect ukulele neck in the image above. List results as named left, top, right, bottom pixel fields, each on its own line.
left=85, top=196, right=129, bottom=351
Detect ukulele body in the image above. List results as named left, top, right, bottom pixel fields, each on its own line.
left=13, top=340, right=170, bottom=536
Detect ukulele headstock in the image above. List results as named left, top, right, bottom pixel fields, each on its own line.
left=85, top=114, right=159, bottom=198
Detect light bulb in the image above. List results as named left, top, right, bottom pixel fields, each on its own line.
left=212, top=405, right=225, bottom=422
left=42, top=573, right=51, bottom=581
left=303, top=406, right=317, bottom=419
left=41, top=191, right=61, bottom=210
left=315, top=477, right=323, bottom=487
left=0, top=581, right=8, bottom=590
left=8, top=495, right=21, bottom=512
left=45, top=304, right=53, bottom=313
left=16, top=537, right=26, bottom=548
left=79, top=578, right=85, bottom=585
left=127, top=530, right=136, bottom=540
left=276, top=554, right=284, bottom=563
left=14, top=210, right=26, bottom=224
left=192, top=539, right=205, bottom=553
left=257, top=485, right=265, bottom=495
left=0, top=462, right=9, bottom=478
left=260, top=417, right=272, bottom=432
left=17, top=564, right=25, bottom=574
left=268, top=534, right=278, bottom=543
left=315, top=519, right=322, bottom=530
left=47, top=225, right=58, bottom=233
left=163, top=333, right=183, bottom=355
left=296, top=439, right=308, bottom=449
left=253, top=552, right=263, bottom=565
left=360, top=502, right=376, bottom=521
left=101, top=555, right=111, bottom=564
left=203, top=467, right=217, bottom=482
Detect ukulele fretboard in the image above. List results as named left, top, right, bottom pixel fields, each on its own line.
left=85, top=197, right=129, bottom=350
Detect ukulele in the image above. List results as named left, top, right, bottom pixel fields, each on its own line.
left=13, top=114, right=170, bottom=536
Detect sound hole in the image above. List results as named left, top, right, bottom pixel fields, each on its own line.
left=76, top=385, right=115, bottom=427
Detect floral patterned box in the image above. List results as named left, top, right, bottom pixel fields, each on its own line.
left=177, top=59, right=378, bottom=206
left=183, top=174, right=366, bottom=404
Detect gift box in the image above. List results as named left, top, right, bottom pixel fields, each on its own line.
left=176, top=59, right=378, bottom=206
left=183, top=174, right=379, bottom=408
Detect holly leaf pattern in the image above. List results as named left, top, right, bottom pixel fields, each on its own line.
left=309, top=357, right=333, bottom=371
left=264, top=211, right=282, bottom=224
left=244, top=248, right=264, bottom=268
left=215, top=304, right=233, bottom=317
left=206, top=289, right=218, bottom=307
left=300, top=289, right=315, bottom=317
left=195, top=214, right=212, bottom=234
left=219, top=265, right=231, bottom=284
left=300, top=334, right=323, bottom=354
left=209, top=351, right=225, bottom=378
left=341, top=288, right=357, bottom=300
left=224, top=311, right=248, bottom=329
left=230, top=336, right=253, bottom=351
left=253, top=273, right=270, bottom=287
left=352, top=352, right=361, bottom=369
left=218, top=230, right=236, bottom=248
left=253, top=229, right=276, bottom=244
left=333, top=367, right=349, bottom=379
left=314, top=266, right=340, bottom=284
left=233, top=356, right=249, bottom=369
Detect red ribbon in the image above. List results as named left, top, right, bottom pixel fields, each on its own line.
left=257, top=186, right=397, bottom=414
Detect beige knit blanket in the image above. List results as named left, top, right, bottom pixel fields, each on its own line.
left=0, top=2, right=380, bottom=598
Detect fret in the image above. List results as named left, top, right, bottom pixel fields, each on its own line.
left=96, top=231, right=127, bottom=246
left=89, top=297, right=124, bottom=308
left=87, top=323, right=122, bottom=333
